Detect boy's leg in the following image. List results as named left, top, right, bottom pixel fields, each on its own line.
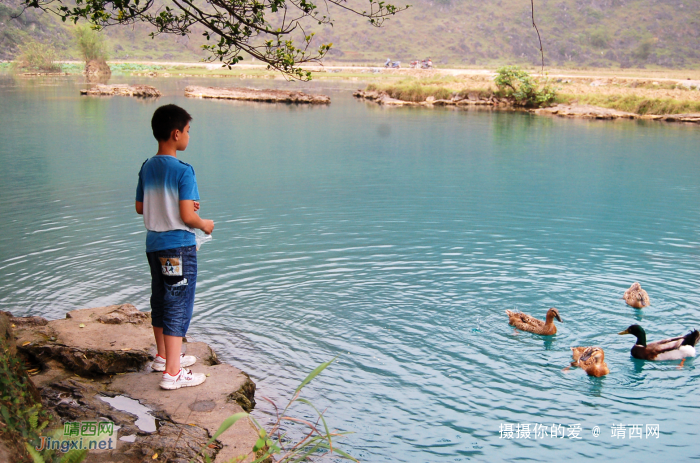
left=158, top=246, right=199, bottom=383
left=164, top=334, right=183, bottom=376
left=147, top=251, right=167, bottom=356
left=153, top=327, right=166, bottom=358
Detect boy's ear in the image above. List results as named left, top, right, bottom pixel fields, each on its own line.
left=170, top=128, right=180, bottom=141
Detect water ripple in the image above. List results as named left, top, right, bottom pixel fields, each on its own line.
left=2, top=78, right=700, bottom=461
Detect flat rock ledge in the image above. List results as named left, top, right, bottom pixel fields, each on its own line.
left=185, top=85, right=331, bottom=104
left=534, top=104, right=700, bottom=123
left=353, top=89, right=504, bottom=107
left=5, top=305, right=260, bottom=463
left=80, top=84, right=161, bottom=98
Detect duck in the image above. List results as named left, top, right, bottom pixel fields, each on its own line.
left=623, top=282, right=649, bottom=309
left=505, top=308, right=562, bottom=335
left=570, top=346, right=609, bottom=377
left=618, top=324, right=699, bottom=360
left=570, top=346, right=589, bottom=362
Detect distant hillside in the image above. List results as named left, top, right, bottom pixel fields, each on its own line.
left=2, top=0, right=699, bottom=68
left=0, top=0, right=208, bottom=62
left=316, top=0, right=700, bottom=68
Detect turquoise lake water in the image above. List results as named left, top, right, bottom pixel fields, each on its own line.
left=1, top=75, right=699, bottom=462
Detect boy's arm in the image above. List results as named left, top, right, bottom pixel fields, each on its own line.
left=180, top=200, right=214, bottom=234
left=135, top=201, right=143, bottom=215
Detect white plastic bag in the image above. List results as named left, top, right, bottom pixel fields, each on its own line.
left=195, top=229, right=212, bottom=250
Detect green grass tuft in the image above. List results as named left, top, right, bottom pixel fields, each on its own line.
left=556, top=93, right=700, bottom=115
left=367, top=77, right=494, bottom=102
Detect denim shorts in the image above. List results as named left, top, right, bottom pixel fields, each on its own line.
left=147, top=245, right=197, bottom=337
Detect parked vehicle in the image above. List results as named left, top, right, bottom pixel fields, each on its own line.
left=385, top=58, right=401, bottom=68
left=410, top=58, right=433, bottom=69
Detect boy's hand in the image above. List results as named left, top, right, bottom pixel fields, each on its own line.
left=201, top=220, right=215, bottom=235
left=180, top=200, right=214, bottom=234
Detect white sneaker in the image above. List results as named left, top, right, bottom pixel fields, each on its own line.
left=151, top=353, right=197, bottom=372
left=159, top=368, right=207, bottom=390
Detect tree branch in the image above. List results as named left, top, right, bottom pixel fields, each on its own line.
left=530, top=0, right=544, bottom=72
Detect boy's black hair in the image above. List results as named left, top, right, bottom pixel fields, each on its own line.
left=151, top=104, right=192, bottom=141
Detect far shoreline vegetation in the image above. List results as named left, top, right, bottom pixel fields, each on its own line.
left=2, top=40, right=700, bottom=117
left=363, top=71, right=700, bottom=116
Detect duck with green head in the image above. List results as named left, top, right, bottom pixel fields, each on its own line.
left=618, top=324, right=699, bottom=361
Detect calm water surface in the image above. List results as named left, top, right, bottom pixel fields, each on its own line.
left=1, top=75, right=699, bottom=462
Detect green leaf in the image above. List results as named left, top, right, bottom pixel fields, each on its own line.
left=295, top=397, right=332, bottom=450
left=25, top=443, right=46, bottom=463
left=1, top=405, right=11, bottom=424
left=249, top=448, right=276, bottom=463
left=288, top=438, right=324, bottom=462
left=190, top=412, right=248, bottom=462
left=294, top=356, right=337, bottom=394
left=316, top=442, right=358, bottom=461
left=37, top=420, right=49, bottom=432
left=207, top=412, right=248, bottom=445
left=252, top=437, right=265, bottom=452
left=59, top=449, right=88, bottom=463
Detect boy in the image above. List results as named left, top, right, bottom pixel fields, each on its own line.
left=135, top=104, right=214, bottom=390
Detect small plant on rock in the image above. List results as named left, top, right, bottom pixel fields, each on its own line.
left=73, top=24, right=111, bottom=80
left=191, top=357, right=356, bottom=463
left=73, top=24, right=109, bottom=63
left=494, top=66, right=557, bottom=108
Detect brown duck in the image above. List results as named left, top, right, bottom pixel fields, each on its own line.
left=570, top=346, right=609, bottom=377
left=623, top=282, right=649, bottom=309
left=505, top=308, right=562, bottom=335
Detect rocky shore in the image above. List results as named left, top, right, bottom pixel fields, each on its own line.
left=2, top=304, right=259, bottom=462
left=20, top=72, right=70, bottom=77
left=353, top=89, right=700, bottom=124
left=533, top=104, right=700, bottom=123
left=185, top=86, right=331, bottom=104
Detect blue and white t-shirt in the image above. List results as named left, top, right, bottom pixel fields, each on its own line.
left=136, top=155, right=200, bottom=252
